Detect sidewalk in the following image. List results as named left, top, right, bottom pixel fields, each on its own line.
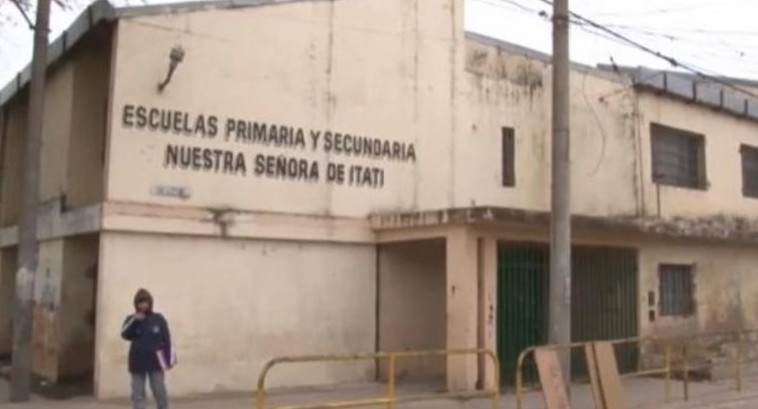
left=2, top=375, right=758, bottom=409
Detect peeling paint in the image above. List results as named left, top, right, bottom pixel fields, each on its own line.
left=371, top=206, right=758, bottom=246
left=209, top=208, right=236, bottom=237
left=15, top=266, right=35, bottom=300
left=512, top=62, right=543, bottom=92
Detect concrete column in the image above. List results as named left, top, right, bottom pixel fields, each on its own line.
left=446, top=226, right=478, bottom=391
left=0, top=249, right=17, bottom=355
left=32, top=239, right=65, bottom=382
left=59, top=236, right=98, bottom=379
left=481, top=236, right=498, bottom=388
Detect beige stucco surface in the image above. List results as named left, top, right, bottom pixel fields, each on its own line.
left=95, top=232, right=376, bottom=398
left=378, top=239, right=446, bottom=381
left=106, top=0, right=462, bottom=217
left=1, top=30, right=108, bottom=230
left=445, top=227, right=479, bottom=390
left=1, top=100, right=26, bottom=227
left=639, top=239, right=758, bottom=339
left=59, top=235, right=98, bottom=378
left=637, top=93, right=758, bottom=219
left=462, top=39, right=640, bottom=217
left=33, top=239, right=65, bottom=381
left=66, top=36, right=110, bottom=209
left=38, top=66, right=75, bottom=206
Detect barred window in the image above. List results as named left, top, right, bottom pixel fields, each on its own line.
left=740, top=144, right=758, bottom=198
left=659, top=264, right=695, bottom=317
left=651, top=124, right=706, bottom=189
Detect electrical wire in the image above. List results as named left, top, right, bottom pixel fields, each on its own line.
left=482, top=0, right=758, bottom=98
left=527, top=0, right=758, bottom=99
left=595, top=25, right=758, bottom=75
left=603, top=24, right=758, bottom=53
left=578, top=22, right=758, bottom=83
left=589, top=1, right=737, bottom=17
left=603, top=24, right=758, bottom=38
left=9, top=0, right=33, bottom=29
left=471, top=0, right=544, bottom=17
left=577, top=21, right=758, bottom=82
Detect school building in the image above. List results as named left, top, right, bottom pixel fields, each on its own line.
left=2, top=0, right=758, bottom=400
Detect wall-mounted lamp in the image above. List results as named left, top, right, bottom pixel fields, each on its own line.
left=157, top=45, right=185, bottom=93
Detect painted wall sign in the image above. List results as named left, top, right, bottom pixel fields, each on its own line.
left=150, top=184, right=192, bottom=200
left=122, top=104, right=417, bottom=190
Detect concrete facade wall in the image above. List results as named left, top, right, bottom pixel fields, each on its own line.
left=67, top=33, right=111, bottom=209
left=0, top=27, right=109, bottom=383
left=462, top=38, right=640, bottom=217
left=0, top=33, right=114, bottom=380
left=33, top=239, right=65, bottom=381
left=638, top=93, right=758, bottom=219
left=59, top=235, right=98, bottom=379
left=39, top=66, right=75, bottom=204
left=445, top=227, right=480, bottom=390
left=399, top=222, right=758, bottom=382
left=1, top=234, right=99, bottom=382
left=106, top=0, right=463, bottom=217
left=95, top=232, right=376, bottom=398
left=471, top=223, right=758, bottom=342
left=1, top=100, right=26, bottom=227
left=0, top=248, right=17, bottom=355
left=378, top=239, right=446, bottom=381
left=639, top=240, right=758, bottom=339
left=0, top=28, right=109, bottom=225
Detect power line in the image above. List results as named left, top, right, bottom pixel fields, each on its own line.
left=589, top=1, right=733, bottom=17
left=490, top=0, right=541, bottom=14
left=9, top=0, right=33, bottom=29
left=604, top=25, right=758, bottom=65
left=479, top=0, right=758, bottom=98
left=471, top=0, right=543, bottom=17
left=576, top=21, right=758, bottom=86
left=604, top=24, right=758, bottom=38
left=603, top=24, right=758, bottom=52
left=485, top=0, right=758, bottom=97
left=527, top=0, right=758, bottom=99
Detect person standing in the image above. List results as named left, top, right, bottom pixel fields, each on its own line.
left=121, top=289, right=175, bottom=409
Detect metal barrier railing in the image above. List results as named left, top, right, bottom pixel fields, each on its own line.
left=515, top=337, right=661, bottom=409
left=256, top=348, right=500, bottom=409
left=514, top=329, right=758, bottom=409
left=672, top=328, right=758, bottom=400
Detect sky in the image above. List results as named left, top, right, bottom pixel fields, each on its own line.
left=1, top=0, right=758, bottom=87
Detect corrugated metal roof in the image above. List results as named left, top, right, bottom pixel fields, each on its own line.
left=596, top=65, right=758, bottom=122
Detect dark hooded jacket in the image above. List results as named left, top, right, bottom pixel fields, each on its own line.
left=121, top=289, right=172, bottom=374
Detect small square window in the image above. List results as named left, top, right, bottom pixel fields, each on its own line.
left=651, top=124, right=706, bottom=189
left=740, top=144, right=758, bottom=198
left=502, top=127, right=515, bottom=187
left=659, top=264, right=695, bottom=317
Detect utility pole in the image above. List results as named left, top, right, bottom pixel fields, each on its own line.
left=549, top=0, right=572, bottom=385
left=11, top=0, right=52, bottom=401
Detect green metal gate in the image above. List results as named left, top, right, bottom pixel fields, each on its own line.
left=497, top=243, right=639, bottom=386
left=571, top=246, right=639, bottom=378
left=497, top=243, right=549, bottom=385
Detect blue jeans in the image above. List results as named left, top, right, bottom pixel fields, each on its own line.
left=131, top=371, right=168, bottom=409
